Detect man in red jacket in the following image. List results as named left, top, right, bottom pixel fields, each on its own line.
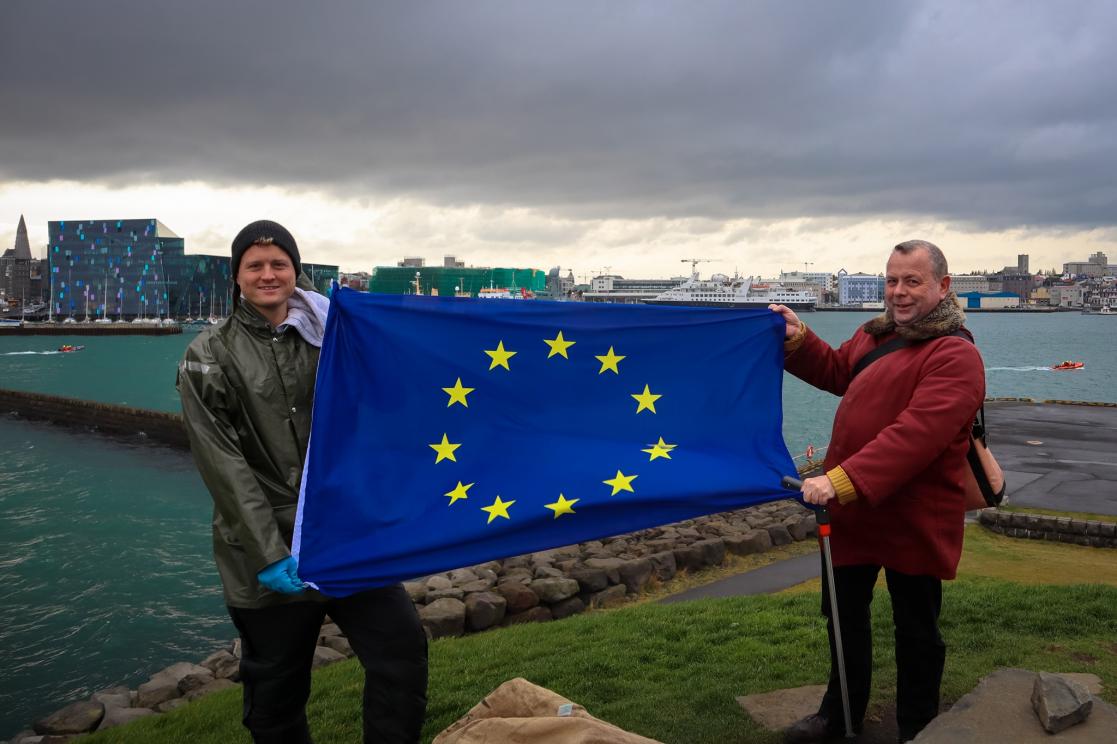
left=770, top=240, right=985, bottom=743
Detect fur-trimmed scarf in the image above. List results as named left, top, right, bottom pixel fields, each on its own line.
left=862, top=292, right=967, bottom=340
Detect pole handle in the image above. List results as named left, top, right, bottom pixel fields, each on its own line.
left=781, top=475, right=830, bottom=525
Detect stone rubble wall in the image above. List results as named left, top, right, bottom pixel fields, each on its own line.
left=979, top=509, right=1117, bottom=548
left=3, top=500, right=815, bottom=743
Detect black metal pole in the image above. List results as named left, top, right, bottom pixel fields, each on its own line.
left=782, top=475, right=855, bottom=739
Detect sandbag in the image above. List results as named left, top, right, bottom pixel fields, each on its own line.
left=433, top=677, right=663, bottom=744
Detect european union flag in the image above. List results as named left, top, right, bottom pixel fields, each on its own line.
left=294, top=289, right=796, bottom=596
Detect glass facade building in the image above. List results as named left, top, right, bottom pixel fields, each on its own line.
left=46, top=218, right=337, bottom=320
left=366, top=265, right=546, bottom=297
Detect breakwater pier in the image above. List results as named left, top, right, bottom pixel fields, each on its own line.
left=0, top=323, right=182, bottom=336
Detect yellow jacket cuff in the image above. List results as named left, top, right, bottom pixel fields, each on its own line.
left=826, top=466, right=858, bottom=504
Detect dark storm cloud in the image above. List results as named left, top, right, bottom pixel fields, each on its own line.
left=2, top=1, right=1116, bottom=229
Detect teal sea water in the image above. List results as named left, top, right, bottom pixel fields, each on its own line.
left=0, top=312, right=1114, bottom=736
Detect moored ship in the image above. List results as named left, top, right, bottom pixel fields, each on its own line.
left=647, top=271, right=817, bottom=310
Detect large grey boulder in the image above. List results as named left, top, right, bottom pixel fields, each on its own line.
left=1032, top=671, right=1093, bottom=734
left=692, top=538, right=726, bottom=567
left=136, top=676, right=181, bottom=709
left=494, top=581, right=539, bottom=613
left=459, top=578, right=496, bottom=593
left=90, top=686, right=131, bottom=710
left=425, top=574, right=453, bottom=591
left=418, top=597, right=467, bottom=638
left=311, top=646, right=347, bottom=670
left=184, top=678, right=238, bottom=702
left=583, top=557, right=625, bottom=583
left=646, top=550, right=677, bottom=581
left=766, top=524, right=793, bottom=546
left=322, top=634, right=354, bottom=657
left=550, top=596, right=586, bottom=620
left=33, top=700, right=104, bottom=735
left=586, top=584, right=628, bottom=609
left=426, top=587, right=466, bottom=602
left=568, top=566, right=609, bottom=593
left=672, top=546, right=703, bottom=571
left=618, top=558, right=653, bottom=593
left=177, top=668, right=216, bottom=695
left=402, top=580, right=427, bottom=603
left=529, top=577, right=580, bottom=603
left=200, top=649, right=241, bottom=680
left=464, top=591, right=507, bottom=631
left=449, top=568, right=479, bottom=585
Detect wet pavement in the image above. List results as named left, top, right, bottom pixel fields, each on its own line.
left=985, top=400, right=1117, bottom=516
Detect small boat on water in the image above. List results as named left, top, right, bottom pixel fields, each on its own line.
left=1051, top=361, right=1084, bottom=371
left=58, top=344, right=86, bottom=353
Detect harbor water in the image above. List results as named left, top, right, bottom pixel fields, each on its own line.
left=0, top=311, right=1114, bottom=736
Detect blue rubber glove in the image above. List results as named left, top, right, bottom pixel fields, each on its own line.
left=257, top=556, right=307, bottom=594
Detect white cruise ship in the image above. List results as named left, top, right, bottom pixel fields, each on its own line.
left=647, top=271, right=817, bottom=310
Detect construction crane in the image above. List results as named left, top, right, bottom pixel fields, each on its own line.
left=681, top=258, right=714, bottom=277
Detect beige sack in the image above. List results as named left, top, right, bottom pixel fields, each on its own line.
left=433, top=677, right=663, bottom=744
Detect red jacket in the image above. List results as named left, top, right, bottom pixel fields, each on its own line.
left=785, top=322, right=985, bottom=579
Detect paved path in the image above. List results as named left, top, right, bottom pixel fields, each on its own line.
left=660, top=553, right=819, bottom=603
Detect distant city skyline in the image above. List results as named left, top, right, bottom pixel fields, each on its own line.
left=3, top=2, right=1116, bottom=279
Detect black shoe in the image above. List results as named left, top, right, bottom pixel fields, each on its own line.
left=783, top=713, right=841, bottom=744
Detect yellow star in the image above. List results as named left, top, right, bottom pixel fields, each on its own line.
left=544, top=493, right=579, bottom=518
left=481, top=495, right=515, bottom=524
left=595, top=346, right=626, bottom=374
left=444, top=481, right=473, bottom=505
left=642, top=438, right=675, bottom=461
left=543, top=330, right=576, bottom=359
left=603, top=470, right=637, bottom=495
left=441, top=378, right=474, bottom=408
left=631, top=384, right=662, bottom=414
left=484, top=341, right=517, bottom=371
left=428, top=434, right=461, bottom=463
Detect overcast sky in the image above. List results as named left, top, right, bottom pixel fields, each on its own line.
left=2, top=1, right=1116, bottom=278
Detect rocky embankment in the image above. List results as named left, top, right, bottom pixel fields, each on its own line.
left=5, top=499, right=815, bottom=743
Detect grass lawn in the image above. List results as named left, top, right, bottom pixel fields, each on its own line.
left=84, top=523, right=1117, bottom=744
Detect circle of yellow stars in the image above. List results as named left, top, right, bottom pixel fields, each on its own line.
left=427, top=331, right=676, bottom=525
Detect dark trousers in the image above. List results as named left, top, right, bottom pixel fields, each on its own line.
left=818, top=563, right=944, bottom=742
left=228, top=584, right=428, bottom=744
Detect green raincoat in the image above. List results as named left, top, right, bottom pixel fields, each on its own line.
left=177, top=283, right=328, bottom=608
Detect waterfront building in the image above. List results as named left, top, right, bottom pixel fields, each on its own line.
left=367, top=263, right=546, bottom=297
left=779, top=271, right=833, bottom=304
left=837, top=270, right=884, bottom=306
left=1063, top=252, right=1115, bottom=278
left=956, top=291, right=1020, bottom=309
left=949, top=274, right=990, bottom=294
left=46, top=218, right=337, bottom=320
left=581, top=274, right=683, bottom=304
left=779, top=270, right=834, bottom=292
left=1, top=215, right=37, bottom=306
left=1051, top=283, right=1086, bottom=309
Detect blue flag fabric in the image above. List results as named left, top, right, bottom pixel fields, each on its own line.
left=294, top=289, right=797, bottom=596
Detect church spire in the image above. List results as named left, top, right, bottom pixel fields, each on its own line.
left=13, top=215, right=32, bottom=260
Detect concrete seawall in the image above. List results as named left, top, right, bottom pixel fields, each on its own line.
left=0, top=389, right=188, bottom=449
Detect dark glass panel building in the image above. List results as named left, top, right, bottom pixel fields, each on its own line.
left=46, top=219, right=338, bottom=320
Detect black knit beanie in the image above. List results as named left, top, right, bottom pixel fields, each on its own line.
left=230, top=220, right=301, bottom=307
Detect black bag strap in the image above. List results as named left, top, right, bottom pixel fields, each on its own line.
left=850, top=329, right=972, bottom=380
left=850, top=336, right=913, bottom=379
